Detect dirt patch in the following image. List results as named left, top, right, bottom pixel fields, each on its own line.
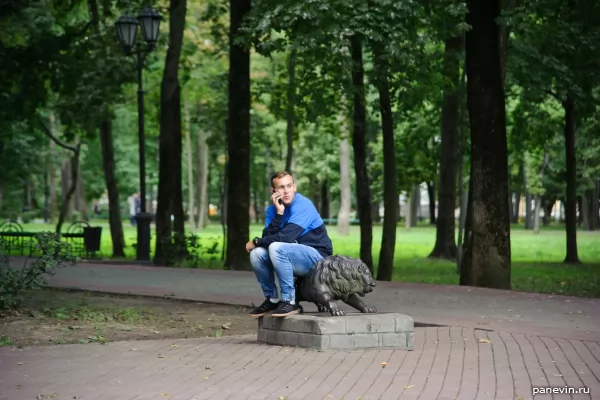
left=0, top=288, right=258, bottom=347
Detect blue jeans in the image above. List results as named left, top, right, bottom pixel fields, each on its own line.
left=250, top=242, right=324, bottom=303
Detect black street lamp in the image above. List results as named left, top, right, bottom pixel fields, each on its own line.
left=115, top=7, right=162, bottom=262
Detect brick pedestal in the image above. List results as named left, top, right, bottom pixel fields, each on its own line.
left=257, top=313, right=414, bottom=351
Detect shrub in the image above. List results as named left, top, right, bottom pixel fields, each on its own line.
left=0, top=232, right=77, bottom=311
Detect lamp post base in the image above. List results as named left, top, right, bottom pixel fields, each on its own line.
left=135, top=212, right=153, bottom=262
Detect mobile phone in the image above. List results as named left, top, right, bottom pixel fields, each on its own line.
left=278, top=198, right=283, bottom=205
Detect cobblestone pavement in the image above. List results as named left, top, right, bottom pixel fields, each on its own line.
left=1, top=326, right=599, bottom=400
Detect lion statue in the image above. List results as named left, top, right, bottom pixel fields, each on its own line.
left=294, top=254, right=377, bottom=316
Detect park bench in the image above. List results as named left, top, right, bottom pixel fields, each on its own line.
left=0, top=219, right=102, bottom=259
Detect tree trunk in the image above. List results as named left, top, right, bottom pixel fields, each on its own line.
left=285, top=49, right=296, bottom=173
left=542, top=199, right=553, bottom=226
left=460, top=0, right=511, bottom=290
left=404, top=195, right=411, bottom=229
left=563, top=94, right=580, bottom=263
left=429, top=36, right=462, bottom=259
left=410, top=185, right=420, bottom=227
left=577, top=196, right=583, bottom=226
left=427, top=182, right=436, bottom=224
left=372, top=202, right=381, bottom=223
left=372, top=44, right=397, bottom=282
left=533, top=147, right=550, bottom=234
left=89, top=0, right=123, bottom=259
left=593, top=179, right=600, bottom=230
left=507, top=191, right=513, bottom=223
left=75, top=163, right=88, bottom=221
left=225, top=0, right=251, bottom=270
left=220, top=163, right=228, bottom=261
left=56, top=146, right=81, bottom=233
left=456, top=45, right=468, bottom=274
left=337, top=123, right=351, bottom=236
left=457, top=186, right=469, bottom=273
left=184, top=99, right=196, bottom=230
left=350, top=34, right=374, bottom=271
left=533, top=195, right=542, bottom=234
left=48, top=139, right=57, bottom=222
left=523, top=160, right=533, bottom=229
left=512, top=189, right=520, bottom=223
left=196, top=130, right=209, bottom=230
left=321, top=182, right=330, bottom=219
left=581, top=193, right=591, bottom=231
left=154, top=0, right=187, bottom=264
left=253, top=185, right=260, bottom=224
left=99, top=119, right=126, bottom=257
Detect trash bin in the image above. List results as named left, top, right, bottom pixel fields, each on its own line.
left=83, top=227, right=102, bottom=252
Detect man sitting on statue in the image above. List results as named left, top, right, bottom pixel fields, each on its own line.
left=245, top=171, right=333, bottom=317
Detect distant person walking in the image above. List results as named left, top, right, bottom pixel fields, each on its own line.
left=128, top=193, right=141, bottom=226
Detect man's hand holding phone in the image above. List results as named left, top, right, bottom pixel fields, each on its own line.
left=271, top=191, right=285, bottom=215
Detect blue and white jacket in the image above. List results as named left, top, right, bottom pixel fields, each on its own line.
left=257, top=193, right=333, bottom=258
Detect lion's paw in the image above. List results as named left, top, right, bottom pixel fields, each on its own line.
left=362, top=306, right=377, bottom=313
left=330, top=309, right=346, bottom=316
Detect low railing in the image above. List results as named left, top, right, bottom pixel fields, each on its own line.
left=0, top=219, right=102, bottom=259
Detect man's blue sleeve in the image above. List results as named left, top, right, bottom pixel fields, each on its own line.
left=262, top=206, right=283, bottom=237
left=257, top=205, right=312, bottom=248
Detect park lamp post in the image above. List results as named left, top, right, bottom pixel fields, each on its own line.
left=115, top=8, right=162, bottom=262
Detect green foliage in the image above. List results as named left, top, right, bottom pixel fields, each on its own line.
left=155, top=232, right=222, bottom=267
left=507, top=0, right=600, bottom=106
left=0, top=232, right=77, bottom=310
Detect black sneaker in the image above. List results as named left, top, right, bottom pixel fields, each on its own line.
left=271, top=301, right=299, bottom=317
left=249, top=298, right=279, bottom=317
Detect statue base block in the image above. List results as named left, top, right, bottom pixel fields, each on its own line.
left=257, top=313, right=414, bottom=351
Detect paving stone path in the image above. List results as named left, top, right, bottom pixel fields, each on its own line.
left=2, top=327, right=598, bottom=400
left=1, top=259, right=599, bottom=399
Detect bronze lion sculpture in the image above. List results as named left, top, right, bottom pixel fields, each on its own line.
left=294, top=255, right=377, bottom=316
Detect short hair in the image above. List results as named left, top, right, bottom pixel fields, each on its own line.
left=270, top=171, right=294, bottom=188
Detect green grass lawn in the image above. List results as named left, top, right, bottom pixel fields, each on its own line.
left=10, top=221, right=600, bottom=298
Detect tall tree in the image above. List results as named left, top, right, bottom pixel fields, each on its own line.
left=89, top=0, right=126, bottom=258
left=154, top=0, right=187, bottom=264
left=350, top=34, right=374, bottom=272
left=561, top=94, right=579, bottom=263
left=429, top=36, right=463, bottom=260
left=99, top=119, right=126, bottom=257
left=373, top=41, right=397, bottom=282
left=225, top=0, right=252, bottom=270
left=460, top=0, right=511, bottom=289
left=337, top=109, right=351, bottom=236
